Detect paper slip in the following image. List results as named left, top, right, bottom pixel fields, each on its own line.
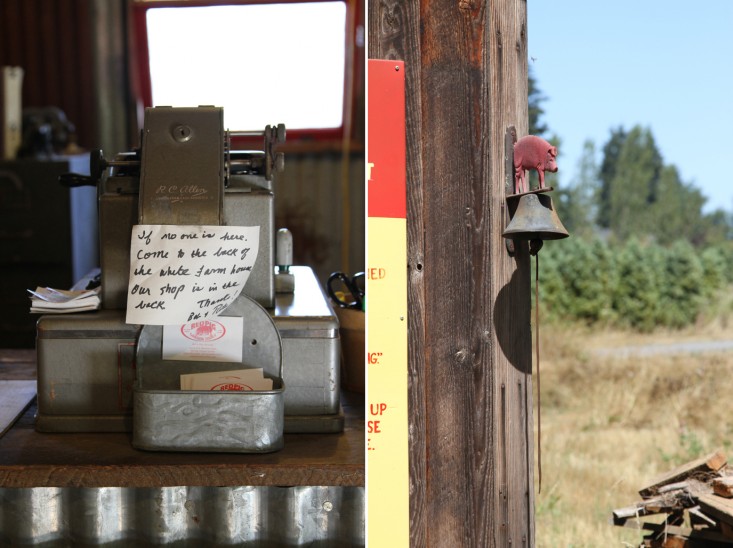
left=126, top=224, right=259, bottom=325
left=180, top=368, right=273, bottom=391
left=162, top=316, right=244, bottom=363
left=28, top=286, right=100, bottom=314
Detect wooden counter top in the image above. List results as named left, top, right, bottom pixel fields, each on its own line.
left=0, top=350, right=364, bottom=488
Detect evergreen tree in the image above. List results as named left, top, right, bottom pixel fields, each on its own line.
left=700, top=246, right=727, bottom=298
left=608, top=126, right=663, bottom=241
left=555, top=139, right=598, bottom=238
left=526, top=69, right=560, bottom=190
left=597, top=127, right=627, bottom=228
left=528, top=68, right=548, bottom=137
left=651, top=165, right=706, bottom=246
left=612, top=238, right=661, bottom=331
left=698, top=209, right=731, bottom=247
left=595, top=124, right=731, bottom=246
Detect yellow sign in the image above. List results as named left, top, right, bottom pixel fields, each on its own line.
left=367, top=59, right=408, bottom=545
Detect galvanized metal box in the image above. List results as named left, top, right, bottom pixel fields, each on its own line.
left=132, top=295, right=285, bottom=453
left=275, top=267, right=341, bottom=418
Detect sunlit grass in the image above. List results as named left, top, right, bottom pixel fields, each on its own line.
left=534, top=297, right=733, bottom=547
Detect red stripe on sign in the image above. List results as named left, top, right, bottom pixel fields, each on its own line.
left=368, top=60, right=406, bottom=219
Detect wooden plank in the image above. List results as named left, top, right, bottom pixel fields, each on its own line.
left=0, top=349, right=36, bottom=379
left=689, top=505, right=718, bottom=529
left=0, top=352, right=365, bottom=489
left=714, top=477, right=733, bottom=498
left=699, top=495, right=733, bottom=529
left=369, top=1, right=532, bottom=546
left=0, top=380, right=35, bottom=437
left=622, top=520, right=733, bottom=545
left=721, top=522, right=733, bottom=540
left=612, top=497, right=681, bottom=525
left=0, top=395, right=365, bottom=488
left=661, top=537, right=689, bottom=548
left=641, top=451, right=727, bottom=498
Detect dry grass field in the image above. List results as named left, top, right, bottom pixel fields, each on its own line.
left=534, top=306, right=733, bottom=547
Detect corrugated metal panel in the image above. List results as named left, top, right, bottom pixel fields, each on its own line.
left=276, top=152, right=365, bottom=285
left=0, top=485, right=364, bottom=546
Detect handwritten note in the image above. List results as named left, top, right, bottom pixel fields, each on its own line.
left=125, top=225, right=259, bottom=325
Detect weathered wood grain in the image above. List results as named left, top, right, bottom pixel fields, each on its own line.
left=713, top=477, right=733, bottom=498
left=370, top=0, right=532, bottom=545
left=640, top=450, right=727, bottom=498
left=0, top=399, right=364, bottom=488
left=699, top=495, right=733, bottom=528
left=0, top=353, right=365, bottom=489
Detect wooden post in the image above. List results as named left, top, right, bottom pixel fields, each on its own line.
left=368, top=0, right=534, bottom=546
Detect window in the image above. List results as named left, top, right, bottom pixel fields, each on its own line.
left=132, top=1, right=358, bottom=142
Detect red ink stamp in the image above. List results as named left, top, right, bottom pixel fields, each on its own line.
left=181, top=320, right=226, bottom=342
left=211, top=382, right=253, bottom=391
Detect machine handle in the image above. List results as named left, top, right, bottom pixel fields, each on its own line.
left=58, top=150, right=110, bottom=188
left=58, top=173, right=96, bottom=187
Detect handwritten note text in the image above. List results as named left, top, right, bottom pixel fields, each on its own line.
left=126, top=224, right=259, bottom=325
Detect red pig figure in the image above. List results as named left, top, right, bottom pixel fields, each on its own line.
left=513, top=135, right=558, bottom=194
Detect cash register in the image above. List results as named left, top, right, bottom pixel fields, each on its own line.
left=34, top=106, right=343, bottom=448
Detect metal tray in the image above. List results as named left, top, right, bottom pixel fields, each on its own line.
left=132, top=295, right=284, bottom=453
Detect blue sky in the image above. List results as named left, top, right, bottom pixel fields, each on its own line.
left=527, top=1, right=733, bottom=213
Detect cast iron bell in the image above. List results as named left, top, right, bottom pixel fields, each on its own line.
left=503, top=193, right=569, bottom=241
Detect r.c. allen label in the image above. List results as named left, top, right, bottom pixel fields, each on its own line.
left=154, top=184, right=209, bottom=202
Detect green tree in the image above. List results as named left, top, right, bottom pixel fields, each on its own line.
left=608, top=126, right=663, bottom=241
left=697, top=209, right=731, bottom=247
left=597, top=127, right=627, bottom=228
left=595, top=124, right=732, bottom=246
left=528, top=68, right=548, bottom=137
left=612, top=238, right=661, bottom=331
left=555, top=139, right=598, bottom=238
left=655, top=241, right=705, bottom=328
left=525, top=69, right=561, bottom=191
left=650, top=165, right=707, bottom=246
left=700, top=246, right=727, bottom=298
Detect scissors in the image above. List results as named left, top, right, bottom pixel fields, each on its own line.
left=327, top=271, right=365, bottom=310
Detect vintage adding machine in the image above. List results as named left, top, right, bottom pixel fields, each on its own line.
left=35, top=106, right=343, bottom=449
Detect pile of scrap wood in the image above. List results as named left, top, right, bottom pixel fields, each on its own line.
left=612, top=450, right=733, bottom=547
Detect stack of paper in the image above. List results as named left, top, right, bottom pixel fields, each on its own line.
left=180, top=368, right=273, bottom=391
left=28, top=286, right=101, bottom=314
